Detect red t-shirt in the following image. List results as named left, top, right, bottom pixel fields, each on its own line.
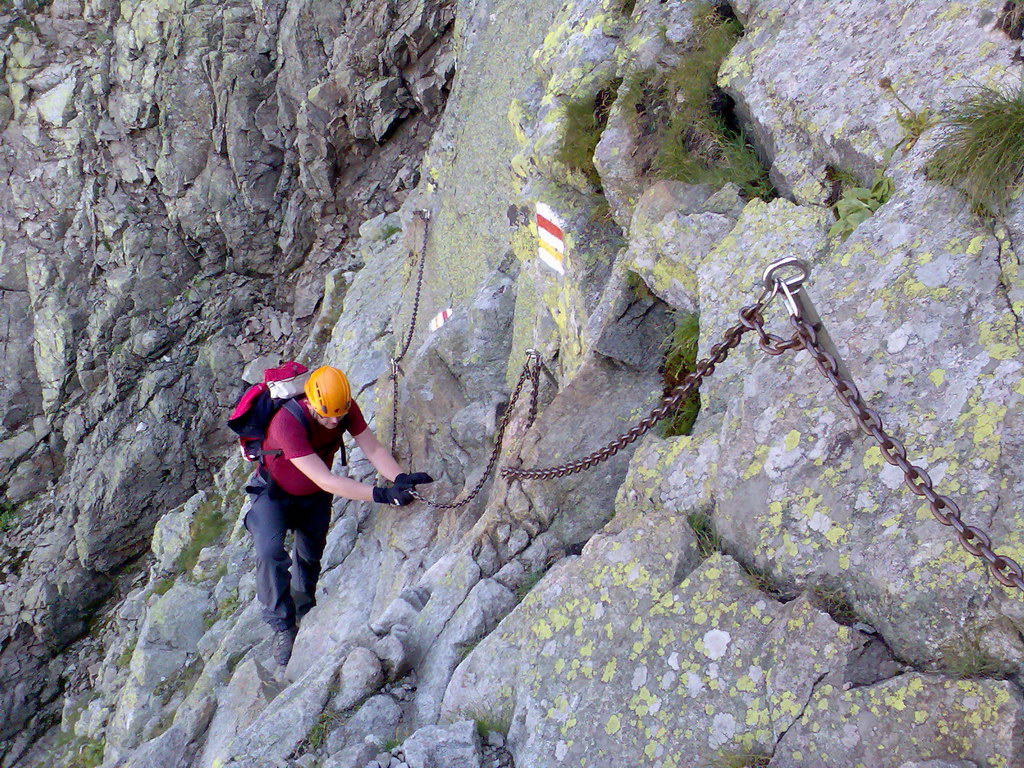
left=263, top=397, right=368, bottom=496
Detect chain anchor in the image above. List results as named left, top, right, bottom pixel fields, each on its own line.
left=761, top=258, right=855, bottom=384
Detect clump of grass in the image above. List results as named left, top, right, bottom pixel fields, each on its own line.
left=942, top=639, right=1004, bottom=679
left=0, top=501, right=21, bottom=532
left=998, top=1, right=1024, bottom=39
left=382, top=737, right=401, bottom=751
left=711, top=750, right=770, bottom=768
left=556, top=82, right=619, bottom=188
left=927, top=83, right=1024, bottom=215
left=828, top=170, right=894, bottom=240
left=67, top=738, right=105, bottom=768
left=660, top=312, right=701, bottom=437
left=687, top=511, right=722, bottom=559
left=152, top=577, right=176, bottom=596
left=307, top=708, right=344, bottom=751
left=474, top=715, right=510, bottom=739
left=811, top=585, right=858, bottom=625
left=515, top=571, right=545, bottom=602
left=641, top=5, right=774, bottom=200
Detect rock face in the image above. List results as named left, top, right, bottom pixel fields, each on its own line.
left=5, top=0, right=1024, bottom=767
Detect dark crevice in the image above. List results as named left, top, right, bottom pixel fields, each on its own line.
left=998, top=1, right=1024, bottom=40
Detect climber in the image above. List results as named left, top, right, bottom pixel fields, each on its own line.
left=243, top=365, right=433, bottom=667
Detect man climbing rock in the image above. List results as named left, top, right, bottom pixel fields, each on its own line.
left=243, top=365, right=432, bottom=667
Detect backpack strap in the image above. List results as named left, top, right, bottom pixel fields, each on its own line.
left=280, top=398, right=347, bottom=467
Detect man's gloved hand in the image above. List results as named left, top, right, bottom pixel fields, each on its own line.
left=372, top=485, right=415, bottom=506
left=394, top=472, right=434, bottom=488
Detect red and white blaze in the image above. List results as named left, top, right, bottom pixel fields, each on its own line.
left=535, top=202, right=566, bottom=275
left=429, top=308, right=453, bottom=332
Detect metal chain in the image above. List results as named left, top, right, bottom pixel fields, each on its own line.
left=777, top=312, right=1024, bottom=591
left=411, top=351, right=542, bottom=509
left=390, top=212, right=430, bottom=457
left=499, top=303, right=766, bottom=481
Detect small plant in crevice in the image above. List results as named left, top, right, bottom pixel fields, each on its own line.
left=306, top=708, right=345, bottom=751
left=687, top=511, right=722, bottom=559
left=515, top=571, right=545, bottom=602
left=457, top=638, right=481, bottom=662
left=625, top=4, right=775, bottom=200
left=556, top=80, right=621, bottom=189
left=878, top=77, right=936, bottom=153
left=0, top=501, right=21, bottom=532
left=741, top=563, right=792, bottom=603
left=659, top=312, right=701, bottom=438
left=926, top=82, right=1024, bottom=215
left=811, top=584, right=858, bottom=626
left=941, top=639, right=1005, bottom=680
left=998, top=0, right=1024, bottom=40
left=383, top=737, right=401, bottom=752
left=474, top=715, right=511, bottom=738
left=711, top=749, right=771, bottom=768
left=828, top=170, right=894, bottom=240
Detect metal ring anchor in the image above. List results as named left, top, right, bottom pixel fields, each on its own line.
left=761, top=257, right=811, bottom=319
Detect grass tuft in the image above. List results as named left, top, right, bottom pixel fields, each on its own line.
left=660, top=312, right=701, bottom=437
left=687, top=511, right=722, bottom=559
left=711, top=750, right=771, bottom=768
left=942, top=640, right=1004, bottom=679
left=0, top=501, right=21, bottom=532
left=927, top=82, right=1024, bottom=215
left=306, top=708, right=344, bottom=751
left=811, top=585, right=858, bottom=625
left=556, top=82, right=620, bottom=188
left=623, top=4, right=774, bottom=200
left=474, top=715, right=511, bottom=739
left=515, top=571, right=545, bottom=602
left=998, top=0, right=1024, bottom=39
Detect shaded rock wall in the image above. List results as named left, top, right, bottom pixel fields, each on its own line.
left=0, top=0, right=454, bottom=758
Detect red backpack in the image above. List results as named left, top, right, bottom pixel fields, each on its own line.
left=228, top=362, right=314, bottom=466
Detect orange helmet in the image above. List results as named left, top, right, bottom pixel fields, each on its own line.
left=305, top=366, right=351, bottom=418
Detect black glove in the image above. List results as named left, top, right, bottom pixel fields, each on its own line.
left=372, top=485, right=415, bottom=506
left=394, top=472, right=434, bottom=488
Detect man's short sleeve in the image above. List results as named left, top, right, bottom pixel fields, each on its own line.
left=346, top=400, right=368, bottom=437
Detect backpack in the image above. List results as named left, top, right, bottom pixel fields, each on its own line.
left=227, top=361, right=347, bottom=472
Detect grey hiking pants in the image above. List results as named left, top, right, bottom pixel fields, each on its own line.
left=244, top=479, right=331, bottom=631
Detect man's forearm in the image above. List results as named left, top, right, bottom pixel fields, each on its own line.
left=320, top=473, right=375, bottom=502
left=363, top=442, right=403, bottom=482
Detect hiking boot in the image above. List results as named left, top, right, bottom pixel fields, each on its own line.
left=273, top=626, right=298, bottom=666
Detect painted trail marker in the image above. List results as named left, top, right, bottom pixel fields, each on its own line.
left=535, top=202, right=565, bottom=275
left=429, top=308, right=453, bottom=332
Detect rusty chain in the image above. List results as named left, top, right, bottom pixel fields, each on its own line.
left=410, top=351, right=542, bottom=509
left=389, top=211, right=430, bottom=458
left=783, top=311, right=1024, bottom=591
left=499, top=304, right=765, bottom=481
left=386, top=241, right=1023, bottom=592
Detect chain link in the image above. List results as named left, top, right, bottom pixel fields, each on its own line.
left=411, top=352, right=542, bottom=510
left=778, top=313, right=1024, bottom=592
left=385, top=242, right=1024, bottom=593
left=499, top=303, right=766, bottom=481
left=389, top=212, right=430, bottom=458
